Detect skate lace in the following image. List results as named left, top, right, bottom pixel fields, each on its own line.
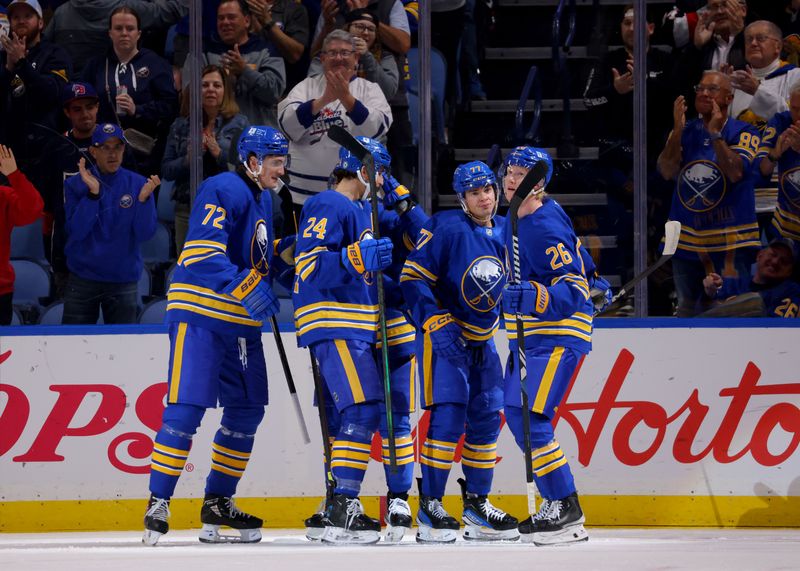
left=545, top=499, right=562, bottom=522
left=146, top=497, right=170, bottom=521
left=479, top=498, right=509, bottom=522
left=225, top=497, right=244, bottom=518
left=427, top=498, right=450, bottom=520
left=532, top=499, right=553, bottom=522
left=388, top=497, right=411, bottom=517
left=345, top=497, right=365, bottom=528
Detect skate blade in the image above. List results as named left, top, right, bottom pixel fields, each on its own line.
left=142, top=529, right=164, bottom=546
left=305, top=526, right=325, bottom=541
left=383, top=524, right=410, bottom=543
left=415, top=524, right=458, bottom=544
left=198, top=524, right=262, bottom=544
left=320, top=526, right=380, bottom=545
left=463, top=524, right=520, bottom=542
left=531, top=524, right=589, bottom=546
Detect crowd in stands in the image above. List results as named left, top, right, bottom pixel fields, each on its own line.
left=0, top=0, right=798, bottom=323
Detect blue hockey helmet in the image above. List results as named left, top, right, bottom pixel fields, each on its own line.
left=452, top=161, right=499, bottom=221
left=500, top=146, right=553, bottom=195
left=237, top=126, right=289, bottom=173
left=335, top=136, right=392, bottom=175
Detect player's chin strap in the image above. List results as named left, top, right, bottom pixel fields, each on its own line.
left=459, top=183, right=499, bottom=226
left=357, top=169, right=372, bottom=200
left=243, top=157, right=265, bottom=183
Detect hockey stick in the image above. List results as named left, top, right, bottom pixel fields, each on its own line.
left=327, top=125, right=397, bottom=473
left=310, top=350, right=336, bottom=501
left=604, top=220, right=682, bottom=310
left=269, top=316, right=311, bottom=444
left=507, top=160, right=550, bottom=515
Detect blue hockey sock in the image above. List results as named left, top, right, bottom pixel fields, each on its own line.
left=148, top=403, right=205, bottom=500
left=205, top=407, right=264, bottom=497
left=380, top=413, right=413, bottom=494
left=331, top=402, right=380, bottom=497
left=420, top=403, right=465, bottom=498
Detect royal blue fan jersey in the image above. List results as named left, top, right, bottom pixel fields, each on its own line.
left=166, top=171, right=275, bottom=336
left=670, top=118, right=761, bottom=258
left=503, top=198, right=593, bottom=354
left=757, top=111, right=800, bottom=241
left=400, top=210, right=507, bottom=342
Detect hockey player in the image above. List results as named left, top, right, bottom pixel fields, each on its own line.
left=400, top=161, right=518, bottom=543
left=500, top=146, right=591, bottom=546
left=142, top=126, right=290, bottom=546
left=293, top=137, right=395, bottom=544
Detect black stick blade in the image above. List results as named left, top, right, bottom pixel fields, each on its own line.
left=509, top=160, right=549, bottom=213
left=327, top=125, right=369, bottom=160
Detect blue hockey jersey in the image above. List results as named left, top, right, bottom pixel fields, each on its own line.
left=166, top=171, right=275, bottom=336
left=716, top=275, right=800, bottom=318
left=400, top=210, right=507, bottom=342
left=503, top=198, right=593, bottom=354
left=670, top=118, right=761, bottom=258
left=757, top=111, right=800, bottom=241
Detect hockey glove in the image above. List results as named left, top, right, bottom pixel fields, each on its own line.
left=589, top=274, right=613, bottom=314
left=341, top=237, right=394, bottom=279
left=503, top=281, right=550, bottom=315
left=382, top=174, right=413, bottom=214
left=224, top=268, right=280, bottom=322
left=423, top=313, right=468, bottom=365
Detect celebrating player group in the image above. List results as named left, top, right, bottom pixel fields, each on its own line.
left=141, top=125, right=610, bottom=548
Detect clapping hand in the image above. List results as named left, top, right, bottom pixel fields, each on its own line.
left=138, top=175, right=160, bottom=203
left=612, top=58, right=634, bottom=94
left=78, top=157, right=101, bottom=195
left=1, top=32, right=26, bottom=70
left=222, top=43, right=246, bottom=76
left=0, top=144, right=18, bottom=177
left=672, top=95, right=687, bottom=132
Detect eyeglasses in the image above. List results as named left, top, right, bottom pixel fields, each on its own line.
left=322, top=49, right=356, bottom=58
left=350, top=23, right=377, bottom=34
left=694, top=84, right=722, bottom=94
left=745, top=34, right=779, bottom=44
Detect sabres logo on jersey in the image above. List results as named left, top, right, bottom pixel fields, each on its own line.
left=678, top=160, right=727, bottom=213
left=250, top=219, right=270, bottom=276
left=780, top=167, right=800, bottom=210
left=461, top=256, right=505, bottom=312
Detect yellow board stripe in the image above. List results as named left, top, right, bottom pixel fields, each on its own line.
left=533, top=347, right=564, bottom=413
left=169, top=323, right=187, bottom=403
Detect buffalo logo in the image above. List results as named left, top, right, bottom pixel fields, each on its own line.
left=678, top=160, right=726, bottom=213
left=780, top=167, right=800, bottom=209
left=461, top=256, right=505, bottom=312
left=135, top=66, right=150, bottom=78
left=103, top=123, right=116, bottom=134
left=251, top=219, right=270, bottom=276
left=119, top=194, right=133, bottom=208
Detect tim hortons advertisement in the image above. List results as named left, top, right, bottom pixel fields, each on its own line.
left=1, top=327, right=798, bottom=516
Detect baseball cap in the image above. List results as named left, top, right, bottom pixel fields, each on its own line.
left=6, top=0, right=43, bottom=19
left=768, top=238, right=796, bottom=262
left=92, top=123, right=128, bottom=147
left=61, top=82, right=99, bottom=107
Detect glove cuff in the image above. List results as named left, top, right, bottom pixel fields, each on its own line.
left=226, top=269, right=262, bottom=300
left=530, top=281, right=550, bottom=314
left=423, top=313, right=455, bottom=333
left=343, top=242, right=366, bottom=276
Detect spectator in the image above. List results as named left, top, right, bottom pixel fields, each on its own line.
left=756, top=80, right=800, bottom=246
left=726, top=20, right=800, bottom=131
left=430, top=0, right=464, bottom=115
left=277, top=29, right=392, bottom=208
left=62, top=123, right=158, bottom=324
left=702, top=238, right=800, bottom=317
left=162, top=64, right=249, bottom=253
left=82, top=5, right=178, bottom=176
left=44, top=0, right=187, bottom=75
left=657, top=71, right=761, bottom=316
left=247, top=0, right=308, bottom=66
left=0, top=0, right=71, bottom=174
left=187, top=0, right=285, bottom=128
left=0, top=144, right=44, bottom=325
left=311, top=0, right=410, bottom=58
left=308, top=8, right=398, bottom=100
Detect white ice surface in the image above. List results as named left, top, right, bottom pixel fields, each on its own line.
left=1, top=529, right=798, bottom=571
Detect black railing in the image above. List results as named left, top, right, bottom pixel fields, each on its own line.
left=511, top=65, right=543, bottom=147
left=552, top=0, right=579, bottom=157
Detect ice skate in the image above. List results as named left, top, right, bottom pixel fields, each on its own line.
left=198, top=493, right=263, bottom=543
left=458, top=478, right=519, bottom=541
left=415, top=494, right=460, bottom=543
left=320, top=493, right=381, bottom=544
left=524, top=493, right=588, bottom=546
left=384, top=491, right=412, bottom=543
left=517, top=498, right=552, bottom=542
left=304, top=498, right=329, bottom=541
left=142, top=495, right=170, bottom=546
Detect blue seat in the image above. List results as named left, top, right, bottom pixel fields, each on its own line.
left=406, top=47, right=447, bottom=145
left=142, top=222, right=173, bottom=265
left=165, top=262, right=178, bottom=289
left=138, top=265, right=152, bottom=306
left=11, top=259, right=50, bottom=305
left=139, top=297, right=168, bottom=324
left=10, top=219, right=46, bottom=264
left=10, top=306, right=22, bottom=325
left=39, top=300, right=105, bottom=325
left=157, top=179, right=176, bottom=222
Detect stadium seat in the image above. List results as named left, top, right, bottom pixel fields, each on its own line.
left=157, top=180, right=176, bottom=222
left=138, top=266, right=152, bottom=305
left=165, top=262, right=178, bottom=288
left=39, top=300, right=105, bottom=325
left=10, top=306, right=22, bottom=325
left=142, top=222, right=173, bottom=265
left=10, top=219, right=46, bottom=264
left=138, top=298, right=168, bottom=324
left=11, top=259, right=50, bottom=305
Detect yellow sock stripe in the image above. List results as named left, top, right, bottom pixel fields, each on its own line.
left=532, top=448, right=563, bottom=471
left=463, top=441, right=496, bottom=450
left=421, top=446, right=456, bottom=462
left=330, top=459, right=369, bottom=470
left=424, top=438, right=457, bottom=450
left=535, top=456, right=568, bottom=477
left=168, top=323, right=188, bottom=403
left=532, top=441, right=560, bottom=459
left=211, top=443, right=252, bottom=459
left=419, top=456, right=453, bottom=470
left=461, top=458, right=496, bottom=469
left=331, top=449, right=371, bottom=463
left=151, top=451, right=188, bottom=468
left=211, top=463, right=244, bottom=478
left=461, top=448, right=497, bottom=461
left=152, top=442, right=190, bottom=458
left=211, top=451, right=250, bottom=470
left=533, top=347, right=565, bottom=413
left=150, top=463, right=183, bottom=477
left=332, top=440, right=372, bottom=452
